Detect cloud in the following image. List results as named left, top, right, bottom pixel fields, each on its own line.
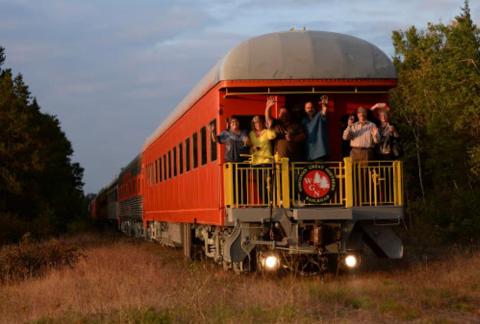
left=1, top=0, right=477, bottom=192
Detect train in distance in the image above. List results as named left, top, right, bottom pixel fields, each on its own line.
left=91, top=30, right=404, bottom=274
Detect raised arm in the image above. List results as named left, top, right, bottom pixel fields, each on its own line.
left=207, top=123, right=217, bottom=143
left=342, top=117, right=354, bottom=140
left=265, top=96, right=275, bottom=129
left=319, top=95, right=328, bottom=117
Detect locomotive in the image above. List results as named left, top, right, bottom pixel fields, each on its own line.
left=92, top=30, right=404, bottom=273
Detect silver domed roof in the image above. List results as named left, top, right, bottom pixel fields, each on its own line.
left=219, top=30, right=395, bottom=80
left=144, top=31, right=395, bottom=150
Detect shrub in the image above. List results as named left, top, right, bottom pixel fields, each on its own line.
left=0, top=237, right=83, bottom=282
left=0, top=213, right=30, bottom=245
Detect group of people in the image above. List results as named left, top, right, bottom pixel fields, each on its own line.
left=209, top=96, right=399, bottom=165
left=342, top=104, right=400, bottom=162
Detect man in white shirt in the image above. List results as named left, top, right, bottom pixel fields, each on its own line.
left=342, top=107, right=380, bottom=162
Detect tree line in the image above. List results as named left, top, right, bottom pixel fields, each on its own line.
left=391, top=1, right=480, bottom=242
left=0, top=1, right=478, bottom=245
left=0, top=47, right=85, bottom=244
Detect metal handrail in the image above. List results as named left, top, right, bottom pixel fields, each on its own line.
left=223, top=158, right=403, bottom=209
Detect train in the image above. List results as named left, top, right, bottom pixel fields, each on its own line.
left=91, top=30, right=404, bottom=274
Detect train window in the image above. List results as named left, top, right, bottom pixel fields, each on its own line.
left=152, top=161, right=157, bottom=183
left=159, top=158, right=163, bottom=182
left=163, top=154, right=167, bottom=180
left=168, top=151, right=172, bottom=178
left=209, top=119, right=217, bottom=162
left=147, top=164, right=150, bottom=185
left=186, top=138, right=191, bottom=172
left=173, top=147, right=177, bottom=177
left=201, top=126, right=207, bottom=165
left=179, top=143, right=183, bottom=174
left=155, top=159, right=159, bottom=183
left=159, top=159, right=162, bottom=182
left=150, top=162, right=153, bottom=184
left=149, top=163, right=153, bottom=184
left=193, top=132, right=198, bottom=168
left=153, top=163, right=156, bottom=183
left=159, top=158, right=162, bottom=182
left=153, top=161, right=156, bottom=184
left=148, top=164, right=152, bottom=185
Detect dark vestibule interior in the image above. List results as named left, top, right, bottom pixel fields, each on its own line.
left=222, top=91, right=389, bottom=161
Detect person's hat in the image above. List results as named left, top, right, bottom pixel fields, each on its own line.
left=370, top=102, right=390, bottom=111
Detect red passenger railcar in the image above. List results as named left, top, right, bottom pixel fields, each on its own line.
left=97, top=31, right=404, bottom=273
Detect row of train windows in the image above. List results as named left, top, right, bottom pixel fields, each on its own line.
left=147, top=120, right=217, bottom=185
left=119, top=179, right=140, bottom=197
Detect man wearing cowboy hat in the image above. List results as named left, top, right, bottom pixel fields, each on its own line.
left=342, top=106, right=380, bottom=162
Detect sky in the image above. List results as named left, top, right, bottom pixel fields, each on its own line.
left=1, top=0, right=479, bottom=193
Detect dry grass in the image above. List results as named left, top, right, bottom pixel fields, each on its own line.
left=0, top=232, right=479, bottom=323
left=0, top=238, right=82, bottom=283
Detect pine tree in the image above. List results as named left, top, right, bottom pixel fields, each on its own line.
left=0, top=47, right=85, bottom=242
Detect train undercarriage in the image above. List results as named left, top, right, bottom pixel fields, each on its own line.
left=119, top=205, right=403, bottom=274
left=118, top=159, right=404, bottom=274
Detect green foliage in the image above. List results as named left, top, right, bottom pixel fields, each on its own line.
left=0, top=46, right=86, bottom=243
left=0, top=238, right=83, bottom=282
left=391, top=1, right=480, bottom=240
left=469, top=145, right=480, bottom=176
left=0, top=213, right=30, bottom=244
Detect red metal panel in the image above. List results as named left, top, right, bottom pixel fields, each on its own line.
left=142, top=84, right=224, bottom=226
left=140, top=78, right=395, bottom=227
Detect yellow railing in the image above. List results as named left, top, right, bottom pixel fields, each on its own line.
left=351, top=160, right=403, bottom=207
left=223, top=158, right=403, bottom=208
left=223, top=162, right=281, bottom=208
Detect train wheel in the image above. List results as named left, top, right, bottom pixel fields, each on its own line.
left=326, top=254, right=340, bottom=274
left=297, top=255, right=326, bottom=276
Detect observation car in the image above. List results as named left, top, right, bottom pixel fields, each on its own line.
left=92, top=30, right=404, bottom=273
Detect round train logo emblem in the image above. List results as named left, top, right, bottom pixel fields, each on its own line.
left=298, top=165, right=337, bottom=203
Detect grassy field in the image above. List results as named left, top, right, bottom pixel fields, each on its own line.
left=0, top=232, right=479, bottom=323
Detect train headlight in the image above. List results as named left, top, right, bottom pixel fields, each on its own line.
left=344, top=254, right=359, bottom=268
left=259, top=253, right=281, bottom=271
left=265, top=255, right=279, bottom=269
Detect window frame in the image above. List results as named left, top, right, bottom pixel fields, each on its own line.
left=173, top=147, right=177, bottom=177
left=210, top=119, right=217, bottom=162
left=201, top=126, right=207, bottom=166
left=179, top=143, right=184, bottom=174
left=192, top=132, right=198, bottom=169
left=168, top=151, right=172, bottom=178
left=186, top=138, right=191, bottom=172
left=163, top=154, right=167, bottom=180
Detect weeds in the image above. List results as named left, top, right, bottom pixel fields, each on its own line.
left=0, top=237, right=83, bottom=283
left=0, top=234, right=479, bottom=323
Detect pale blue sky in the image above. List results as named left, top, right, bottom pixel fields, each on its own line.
left=1, top=0, right=478, bottom=193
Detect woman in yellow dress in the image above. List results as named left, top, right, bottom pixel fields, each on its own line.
left=249, top=115, right=276, bottom=165
left=248, top=116, right=276, bottom=204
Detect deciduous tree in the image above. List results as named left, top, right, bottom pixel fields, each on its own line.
left=391, top=1, right=480, bottom=240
